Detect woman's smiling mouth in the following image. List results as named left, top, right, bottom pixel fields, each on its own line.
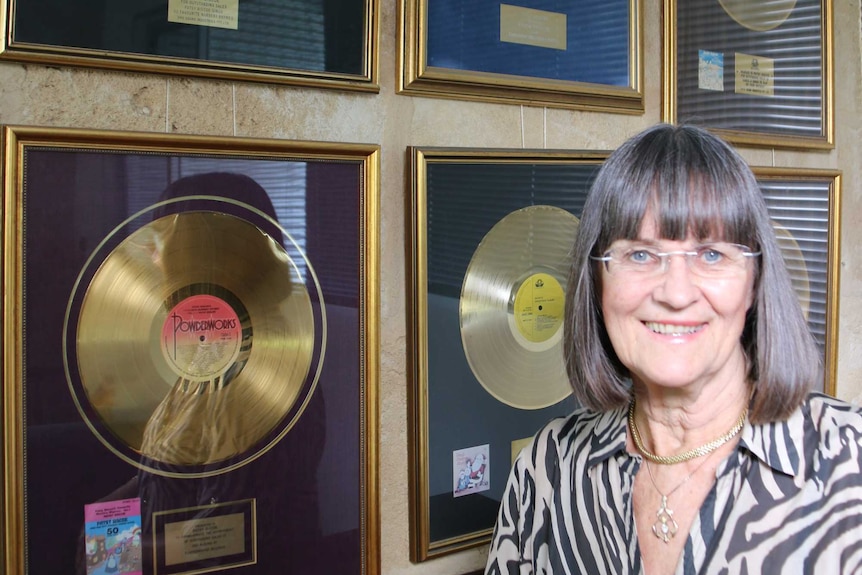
left=644, top=322, right=704, bottom=336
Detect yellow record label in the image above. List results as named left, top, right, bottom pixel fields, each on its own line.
left=512, top=272, right=564, bottom=344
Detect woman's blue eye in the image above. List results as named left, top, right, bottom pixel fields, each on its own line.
left=629, top=250, right=653, bottom=264
left=700, top=248, right=723, bottom=264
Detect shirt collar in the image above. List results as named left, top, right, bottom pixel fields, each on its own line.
left=586, top=405, right=630, bottom=469
left=738, top=406, right=806, bottom=477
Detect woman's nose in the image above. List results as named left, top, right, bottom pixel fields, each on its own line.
left=653, top=253, right=701, bottom=307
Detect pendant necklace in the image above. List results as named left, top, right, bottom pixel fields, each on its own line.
left=644, top=456, right=713, bottom=543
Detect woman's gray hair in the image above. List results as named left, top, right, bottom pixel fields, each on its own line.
left=563, top=123, right=821, bottom=423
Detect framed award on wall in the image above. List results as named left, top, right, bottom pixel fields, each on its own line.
left=664, top=0, right=833, bottom=149
left=398, top=0, right=643, bottom=112
left=0, top=0, right=379, bottom=90
left=406, top=146, right=609, bottom=560
left=0, top=126, right=380, bottom=574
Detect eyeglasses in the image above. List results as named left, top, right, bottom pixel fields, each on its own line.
left=591, top=241, right=760, bottom=278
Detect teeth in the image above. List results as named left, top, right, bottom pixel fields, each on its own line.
left=645, top=322, right=702, bottom=335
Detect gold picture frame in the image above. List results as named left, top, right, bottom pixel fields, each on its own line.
left=753, top=166, right=841, bottom=394
left=0, top=0, right=379, bottom=91
left=1, top=125, right=380, bottom=574
left=663, top=0, right=834, bottom=149
left=398, top=0, right=643, bottom=112
left=407, top=146, right=609, bottom=560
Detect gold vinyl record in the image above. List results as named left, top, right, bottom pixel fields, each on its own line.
left=718, top=0, right=796, bottom=31
left=773, top=222, right=811, bottom=319
left=460, top=205, right=578, bottom=410
left=70, top=203, right=323, bottom=475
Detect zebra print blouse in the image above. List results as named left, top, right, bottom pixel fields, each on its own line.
left=485, top=392, right=862, bottom=575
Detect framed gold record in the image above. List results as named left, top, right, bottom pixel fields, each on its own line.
left=663, top=0, right=833, bottom=149
left=1, top=126, right=380, bottom=575
left=407, top=147, right=609, bottom=560
left=753, top=166, right=841, bottom=395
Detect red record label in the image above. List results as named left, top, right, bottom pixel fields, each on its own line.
left=161, top=294, right=243, bottom=382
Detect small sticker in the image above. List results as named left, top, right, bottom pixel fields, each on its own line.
left=453, top=444, right=490, bottom=497
left=84, top=499, right=143, bottom=575
left=698, top=50, right=724, bottom=91
left=510, top=436, right=533, bottom=464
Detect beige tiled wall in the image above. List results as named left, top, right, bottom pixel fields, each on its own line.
left=1, top=2, right=860, bottom=574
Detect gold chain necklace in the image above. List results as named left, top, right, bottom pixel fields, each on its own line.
left=628, top=400, right=748, bottom=465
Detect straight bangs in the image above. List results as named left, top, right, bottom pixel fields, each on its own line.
left=654, top=168, right=761, bottom=249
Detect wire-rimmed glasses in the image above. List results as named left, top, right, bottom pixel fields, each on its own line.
left=591, top=241, right=760, bottom=278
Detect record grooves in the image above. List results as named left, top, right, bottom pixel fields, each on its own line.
left=459, top=205, right=578, bottom=410
left=64, top=197, right=326, bottom=477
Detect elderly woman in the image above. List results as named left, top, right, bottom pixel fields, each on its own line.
left=485, top=124, right=862, bottom=574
